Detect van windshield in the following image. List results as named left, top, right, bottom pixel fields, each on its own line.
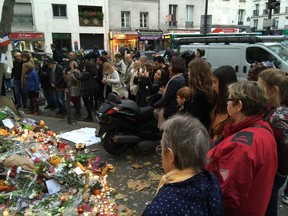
left=266, top=44, right=288, bottom=63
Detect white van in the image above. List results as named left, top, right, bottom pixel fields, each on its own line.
left=177, top=36, right=288, bottom=80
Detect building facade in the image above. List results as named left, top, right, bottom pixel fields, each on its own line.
left=0, top=0, right=109, bottom=53
left=207, top=0, right=252, bottom=33
left=250, top=0, right=288, bottom=35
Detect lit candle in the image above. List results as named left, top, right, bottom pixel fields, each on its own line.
left=3, top=209, right=9, bottom=216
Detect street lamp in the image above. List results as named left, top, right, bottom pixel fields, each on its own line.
left=204, top=0, right=208, bottom=35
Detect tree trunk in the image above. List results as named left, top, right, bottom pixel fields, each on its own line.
left=0, top=0, right=16, bottom=91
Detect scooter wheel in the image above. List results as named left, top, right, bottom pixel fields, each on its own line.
left=103, top=129, right=128, bottom=155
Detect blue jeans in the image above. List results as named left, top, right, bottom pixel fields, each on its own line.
left=52, top=88, right=66, bottom=113
left=57, top=89, right=66, bottom=114
left=42, top=87, right=55, bottom=107
left=13, top=80, right=27, bottom=107
left=265, top=175, right=287, bottom=216
left=4, top=79, right=11, bottom=89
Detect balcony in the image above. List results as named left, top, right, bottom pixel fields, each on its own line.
left=169, top=21, right=178, bottom=28
left=185, top=21, right=193, bottom=28
left=79, top=17, right=103, bottom=27
left=12, top=14, right=33, bottom=27
left=274, top=8, right=280, bottom=14
left=263, top=9, right=268, bottom=15
left=78, top=9, right=104, bottom=27
left=253, top=10, right=259, bottom=16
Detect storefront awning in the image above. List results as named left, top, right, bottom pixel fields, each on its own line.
left=137, top=29, right=163, bottom=41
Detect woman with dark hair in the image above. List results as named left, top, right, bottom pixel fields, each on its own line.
left=195, top=48, right=205, bottom=59
left=153, top=57, right=186, bottom=128
left=210, top=65, right=238, bottom=144
left=186, top=58, right=213, bottom=129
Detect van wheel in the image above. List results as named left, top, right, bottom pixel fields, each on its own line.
left=103, top=129, right=128, bottom=155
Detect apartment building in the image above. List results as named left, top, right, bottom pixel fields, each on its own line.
left=206, top=0, right=251, bottom=33
left=250, top=0, right=288, bottom=35
left=0, top=0, right=109, bottom=53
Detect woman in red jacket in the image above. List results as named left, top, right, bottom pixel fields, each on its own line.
left=206, top=81, right=278, bottom=216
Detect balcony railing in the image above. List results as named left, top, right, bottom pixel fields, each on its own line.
left=185, top=21, right=193, bottom=28
left=79, top=16, right=103, bottom=27
left=253, top=10, right=259, bottom=16
left=263, top=9, right=268, bottom=15
left=12, top=14, right=33, bottom=27
left=238, top=21, right=244, bottom=25
left=169, top=21, right=178, bottom=27
left=274, top=8, right=280, bottom=14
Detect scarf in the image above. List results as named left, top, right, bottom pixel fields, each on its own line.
left=156, top=168, right=195, bottom=194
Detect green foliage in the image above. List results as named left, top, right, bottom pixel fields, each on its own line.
left=79, top=11, right=104, bottom=20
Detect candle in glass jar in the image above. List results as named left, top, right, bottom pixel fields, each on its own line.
left=3, top=209, right=9, bottom=216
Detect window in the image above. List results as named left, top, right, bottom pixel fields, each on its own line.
left=52, top=4, right=67, bottom=17
left=12, top=3, right=33, bottom=27
left=140, top=12, right=148, bottom=28
left=186, top=5, right=193, bottom=22
left=238, top=9, right=244, bottom=25
left=169, top=4, right=177, bottom=27
left=121, top=11, right=130, bottom=28
left=253, top=19, right=258, bottom=30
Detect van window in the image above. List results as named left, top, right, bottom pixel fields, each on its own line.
left=266, top=44, right=288, bottom=63
left=246, top=47, right=275, bottom=64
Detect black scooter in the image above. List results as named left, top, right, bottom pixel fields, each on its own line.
left=95, top=93, right=161, bottom=155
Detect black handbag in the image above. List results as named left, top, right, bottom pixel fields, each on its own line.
left=32, top=95, right=46, bottom=106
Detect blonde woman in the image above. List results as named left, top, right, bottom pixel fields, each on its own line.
left=129, top=60, right=142, bottom=101
left=63, top=61, right=81, bottom=117
left=102, top=62, right=125, bottom=98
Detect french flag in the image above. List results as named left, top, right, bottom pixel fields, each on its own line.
left=1, top=35, right=10, bottom=47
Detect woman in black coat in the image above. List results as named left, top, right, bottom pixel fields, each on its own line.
left=74, top=62, right=97, bottom=122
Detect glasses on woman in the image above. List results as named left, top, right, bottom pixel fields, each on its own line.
left=226, top=98, right=239, bottom=103
left=156, top=145, right=162, bottom=155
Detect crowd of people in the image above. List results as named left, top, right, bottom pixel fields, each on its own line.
left=140, top=53, right=288, bottom=216
left=1, top=43, right=288, bottom=215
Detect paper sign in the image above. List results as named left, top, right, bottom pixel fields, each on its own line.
left=2, top=119, right=15, bottom=129
left=74, top=166, right=84, bottom=175
left=46, top=179, right=61, bottom=195
left=0, top=53, right=6, bottom=63
left=59, top=127, right=101, bottom=146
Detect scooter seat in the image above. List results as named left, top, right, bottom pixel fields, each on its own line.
left=120, top=100, right=141, bottom=115
left=140, top=106, right=154, bottom=119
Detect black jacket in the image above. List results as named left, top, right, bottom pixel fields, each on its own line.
left=153, top=75, right=186, bottom=119
left=11, top=60, right=23, bottom=81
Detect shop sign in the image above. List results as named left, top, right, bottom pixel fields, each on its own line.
left=164, top=35, right=171, bottom=39
left=138, top=35, right=162, bottom=40
left=114, top=34, right=126, bottom=39
left=212, top=28, right=237, bottom=33
left=9, top=32, right=44, bottom=40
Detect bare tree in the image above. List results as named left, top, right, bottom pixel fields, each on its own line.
left=0, top=0, right=15, bottom=91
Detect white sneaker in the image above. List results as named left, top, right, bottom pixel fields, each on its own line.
left=282, top=195, right=288, bottom=205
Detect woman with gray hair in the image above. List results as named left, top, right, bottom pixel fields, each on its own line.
left=206, top=81, right=278, bottom=216
left=142, top=115, right=223, bottom=216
